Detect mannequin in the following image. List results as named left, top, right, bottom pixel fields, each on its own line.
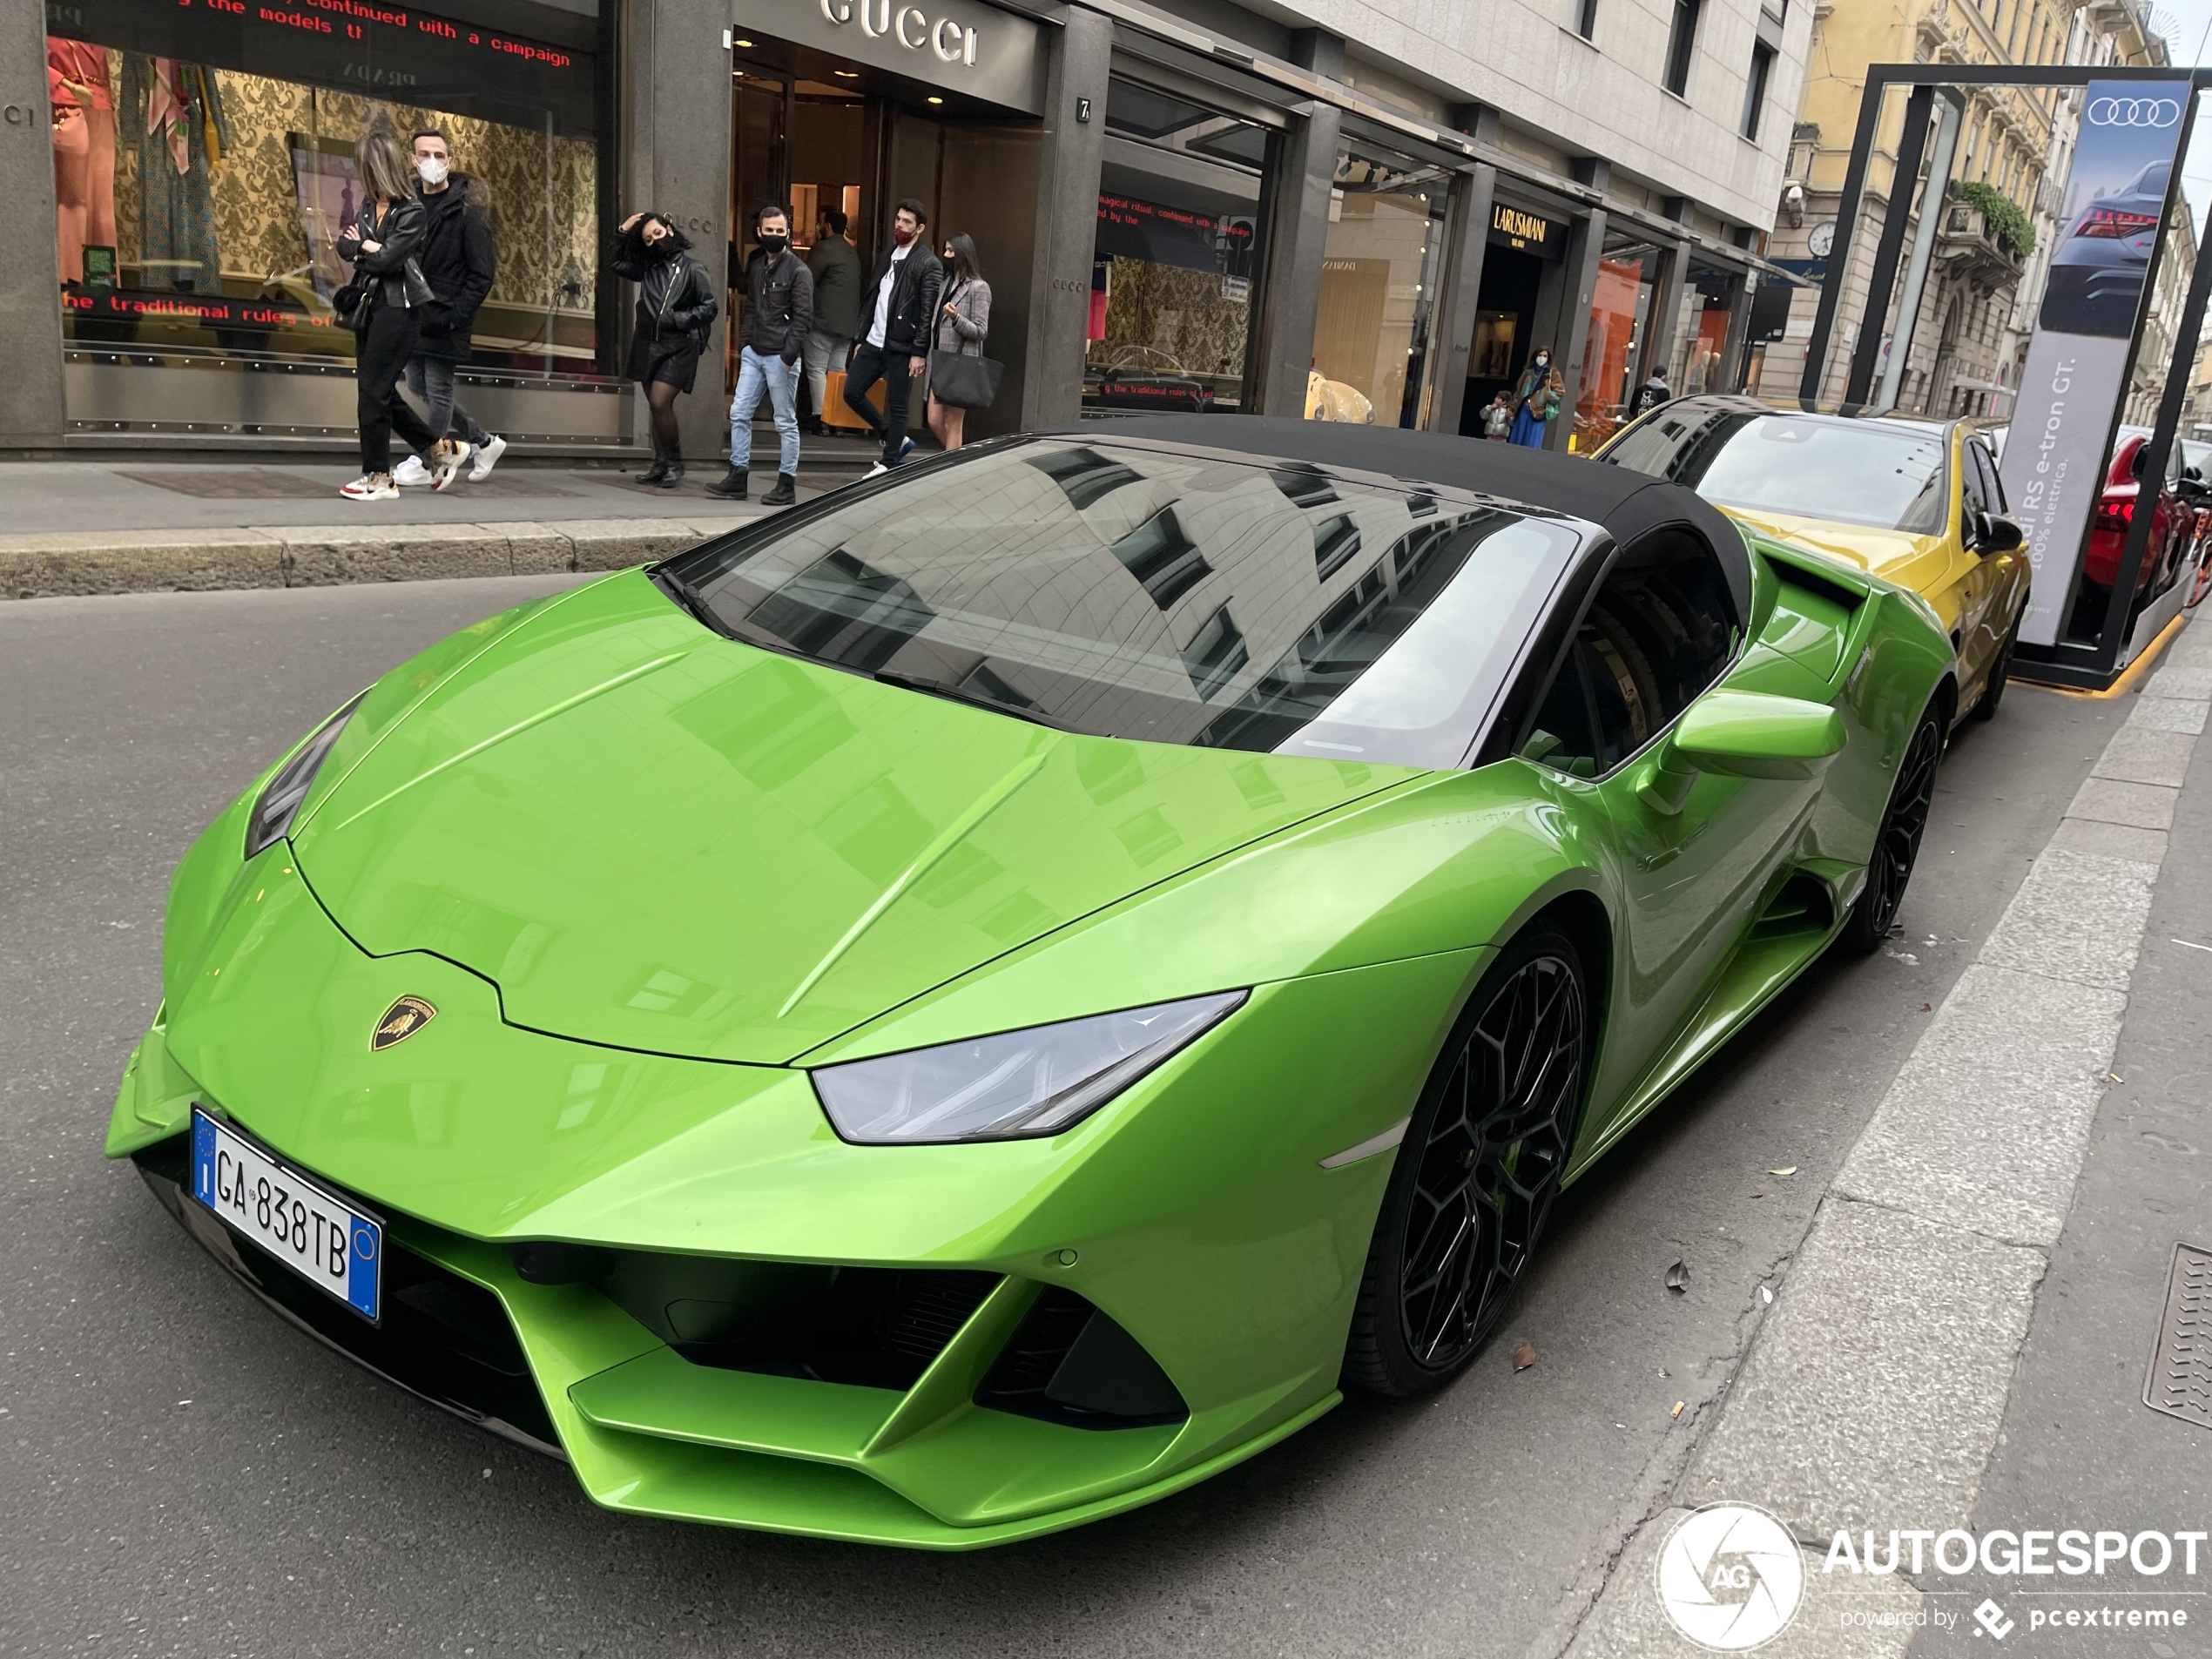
left=48, top=39, right=116, bottom=286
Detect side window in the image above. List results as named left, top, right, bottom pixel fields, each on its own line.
left=1959, top=442, right=1991, bottom=517
left=1520, top=532, right=1735, bottom=776
left=1520, top=651, right=1602, bottom=778
left=1971, top=442, right=2007, bottom=513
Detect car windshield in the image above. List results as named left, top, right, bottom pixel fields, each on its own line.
left=659, top=437, right=1583, bottom=769
left=1605, top=408, right=1949, bottom=533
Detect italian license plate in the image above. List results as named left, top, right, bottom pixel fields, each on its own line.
left=189, top=1108, right=381, bottom=1322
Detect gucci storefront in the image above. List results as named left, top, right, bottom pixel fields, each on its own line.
left=0, top=0, right=1773, bottom=455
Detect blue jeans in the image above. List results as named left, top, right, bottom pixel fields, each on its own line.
left=730, top=346, right=799, bottom=475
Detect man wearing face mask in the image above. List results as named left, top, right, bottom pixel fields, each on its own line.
left=843, top=199, right=942, bottom=474
left=708, top=202, right=813, bottom=504
left=394, top=128, right=505, bottom=488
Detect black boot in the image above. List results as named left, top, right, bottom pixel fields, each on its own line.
left=704, top=465, right=747, bottom=500
left=654, top=455, right=685, bottom=489
left=761, top=472, right=797, bottom=507
left=637, top=453, right=670, bottom=486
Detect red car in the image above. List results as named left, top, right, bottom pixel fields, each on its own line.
left=2073, top=426, right=2196, bottom=637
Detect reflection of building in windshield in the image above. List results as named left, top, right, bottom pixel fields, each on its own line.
left=695, top=441, right=1525, bottom=754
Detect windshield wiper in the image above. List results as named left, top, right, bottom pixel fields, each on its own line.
left=870, top=669, right=1074, bottom=732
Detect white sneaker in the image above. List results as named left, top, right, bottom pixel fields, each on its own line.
left=392, top=455, right=431, bottom=487
left=865, top=462, right=889, bottom=477
left=429, top=442, right=471, bottom=492
left=341, top=473, right=398, bottom=502
left=469, top=434, right=508, bottom=482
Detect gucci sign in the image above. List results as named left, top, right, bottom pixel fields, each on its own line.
left=738, top=0, right=1044, bottom=114
left=821, top=0, right=977, bottom=64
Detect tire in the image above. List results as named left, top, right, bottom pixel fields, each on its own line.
left=1840, top=706, right=1944, bottom=955
left=1971, top=610, right=2020, bottom=723
left=1343, top=926, right=1589, bottom=1398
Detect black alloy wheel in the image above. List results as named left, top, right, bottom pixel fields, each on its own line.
left=1841, top=708, right=1943, bottom=954
left=1972, top=610, right=2020, bottom=723
left=1345, top=927, right=1588, bottom=1396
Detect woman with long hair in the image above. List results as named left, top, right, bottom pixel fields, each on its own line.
left=925, top=233, right=991, bottom=453
left=334, top=130, right=448, bottom=501
left=608, top=210, right=718, bottom=488
left=1507, top=346, right=1564, bottom=448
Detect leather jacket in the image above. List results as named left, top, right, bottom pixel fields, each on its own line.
left=607, top=225, right=718, bottom=342
left=338, top=196, right=432, bottom=311
left=861, top=242, right=945, bottom=356
left=738, top=246, right=813, bottom=360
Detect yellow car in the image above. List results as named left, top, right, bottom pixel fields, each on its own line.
left=1594, top=396, right=2031, bottom=725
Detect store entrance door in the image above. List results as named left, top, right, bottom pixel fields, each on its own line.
left=1460, top=245, right=1542, bottom=436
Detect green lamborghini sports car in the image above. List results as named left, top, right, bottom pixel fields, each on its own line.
left=108, top=416, right=1954, bottom=1548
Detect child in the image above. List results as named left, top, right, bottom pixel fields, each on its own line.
left=1481, top=390, right=1514, bottom=442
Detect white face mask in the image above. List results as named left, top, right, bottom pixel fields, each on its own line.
left=417, top=157, right=449, bottom=186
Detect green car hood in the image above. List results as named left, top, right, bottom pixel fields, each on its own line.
left=291, top=570, right=1417, bottom=1064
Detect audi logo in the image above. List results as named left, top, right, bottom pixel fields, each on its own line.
left=2086, top=97, right=2182, bottom=127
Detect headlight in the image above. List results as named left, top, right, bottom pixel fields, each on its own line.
left=812, top=991, right=1248, bottom=1144
left=243, top=692, right=367, bottom=860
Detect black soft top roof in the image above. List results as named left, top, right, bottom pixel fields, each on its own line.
left=1064, top=414, right=1753, bottom=620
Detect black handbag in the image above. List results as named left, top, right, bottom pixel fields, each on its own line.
left=331, top=280, right=368, bottom=330
left=929, top=349, right=1003, bottom=410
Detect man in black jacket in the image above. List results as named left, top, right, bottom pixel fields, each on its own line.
left=843, top=199, right=942, bottom=473
left=707, top=202, right=813, bottom=504
left=395, top=129, right=505, bottom=488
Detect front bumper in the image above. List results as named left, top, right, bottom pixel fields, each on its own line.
left=109, top=851, right=1465, bottom=1546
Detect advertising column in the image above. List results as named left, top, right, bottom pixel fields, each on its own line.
left=2000, top=79, right=2192, bottom=646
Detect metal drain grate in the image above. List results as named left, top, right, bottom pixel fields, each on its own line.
left=2144, top=1243, right=2212, bottom=1429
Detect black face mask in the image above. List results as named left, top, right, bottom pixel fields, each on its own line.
left=759, top=233, right=788, bottom=256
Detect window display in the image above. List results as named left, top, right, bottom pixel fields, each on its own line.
left=1310, top=147, right=1448, bottom=428
left=1086, top=77, right=1272, bottom=415
left=46, top=0, right=602, bottom=373
left=1573, top=235, right=1660, bottom=451
left=1669, top=264, right=1737, bottom=395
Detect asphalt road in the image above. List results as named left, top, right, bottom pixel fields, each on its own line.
left=0, top=577, right=2128, bottom=1659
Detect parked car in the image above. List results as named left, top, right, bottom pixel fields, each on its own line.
left=2069, top=424, right=2199, bottom=637
left=1595, top=395, right=2031, bottom=723
left=2040, top=159, right=2169, bottom=338
left=111, top=418, right=1956, bottom=1548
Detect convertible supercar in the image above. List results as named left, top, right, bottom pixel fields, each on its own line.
left=108, top=417, right=1954, bottom=1547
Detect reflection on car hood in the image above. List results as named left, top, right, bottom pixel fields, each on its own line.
left=291, top=570, right=1417, bottom=1064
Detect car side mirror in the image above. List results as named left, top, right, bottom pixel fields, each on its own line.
left=2131, top=446, right=2149, bottom=479
left=2188, top=465, right=2202, bottom=482
left=1674, top=691, right=1846, bottom=780
left=1970, top=510, right=2025, bottom=556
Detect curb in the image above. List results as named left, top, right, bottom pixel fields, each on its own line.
left=0, top=516, right=754, bottom=602
left=1552, top=618, right=2209, bottom=1657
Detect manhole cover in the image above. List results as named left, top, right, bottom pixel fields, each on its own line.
left=2144, top=1242, right=2212, bottom=1429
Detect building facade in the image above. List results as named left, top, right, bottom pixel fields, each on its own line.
left=3, top=0, right=1815, bottom=462
left=1755, top=0, right=2168, bottom=416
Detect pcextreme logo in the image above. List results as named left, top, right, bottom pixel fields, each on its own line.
left=1656, top=1503, right=1806, bottom=1650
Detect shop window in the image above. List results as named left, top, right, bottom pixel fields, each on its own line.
left=1669, top=264, right=1737, bottom=395
left=49, top=0, right=601, bottom=375
left=1573, top=237, right=1659, bottom=451
left=1311, top=148, right=1450, bottom=428
left=1087, top=76, right=1272, bottom=415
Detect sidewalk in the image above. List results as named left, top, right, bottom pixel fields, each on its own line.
left=0, top=433, right=881, bottom=599
left=1550, top=618, right=2211, bottom=1658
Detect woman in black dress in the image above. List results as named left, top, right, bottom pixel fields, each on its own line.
left=608, top=212, right=718, bottom=489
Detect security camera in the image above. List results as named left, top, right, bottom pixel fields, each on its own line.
left=1782, top=180, right=1806, bottom=228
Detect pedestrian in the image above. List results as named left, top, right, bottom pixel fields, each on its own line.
left=925, top=233, right=991, bottom=453
left=608, top=209, right=718, bottom=489
left=801, top=207, right=861, bottom=436
left=1480, top=389, right=1515, bottom=441
left=1509, top=347, right=1563, bottom=448
left=392, top=128, right=506, bottom=489
left=707, top=202, right=812, bottom=504
left=335, top=130, right=444, bottom=502
left=844, top=198, right=942, bottom=475
left=1632, top=364, right=1671, bottom=417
